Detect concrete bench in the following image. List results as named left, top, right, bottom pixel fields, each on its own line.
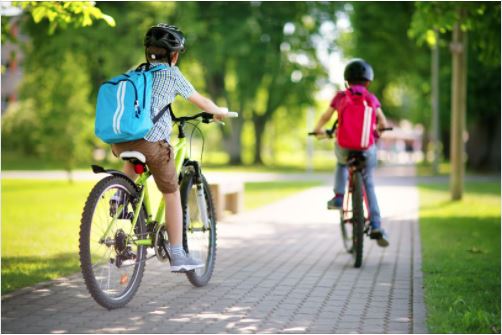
left=209, top=181, right=244, bottom=219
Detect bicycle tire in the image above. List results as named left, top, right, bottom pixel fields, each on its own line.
left=179, top=169, right=217, bottom=287
left=352, top=171, right=365, bottom=268
left=79, top=175, right=147, bottom=309
left=340, top=202, right=354, bottom=253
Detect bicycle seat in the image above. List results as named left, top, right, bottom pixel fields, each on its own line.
left=119, top=151, right=146, bottom=164
left=347, top=151, right=366, bottom=169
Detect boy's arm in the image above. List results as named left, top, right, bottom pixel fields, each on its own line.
left=313, top=107, right=336, bottom=134
left=188, top=92, right=227, bottom=120
left=376, top=107, right=388, bottom=130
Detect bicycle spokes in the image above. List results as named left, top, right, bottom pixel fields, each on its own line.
left=81, top=180, right=146, bottom=308
left=186, top=186, right=210, bottom=272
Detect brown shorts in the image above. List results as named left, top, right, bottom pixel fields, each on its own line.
left=111, top=139, right=178, bottom=194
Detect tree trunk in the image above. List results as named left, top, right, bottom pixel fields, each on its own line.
left=204, top=71, right=244, bottom=165
left=431, top=29, right=440, bottom=175
left=449, top=19, right=467, bottom=200
left=224, top=117, right=244, bottom=165
left=252, top=114, right=267, bottom=165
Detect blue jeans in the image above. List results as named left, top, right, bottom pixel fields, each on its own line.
left=334, top=144, right=381, bottom=229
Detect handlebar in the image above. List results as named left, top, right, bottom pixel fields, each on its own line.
left=308, top=127, right=393, bottom=138
left=308, top=129, right=334, bottom=137
left=172, top=111, right=239, bottom=124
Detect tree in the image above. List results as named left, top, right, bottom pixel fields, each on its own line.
left=410, top=2, right=501, bottom=199
left=180, top=2, right=336, bottom=164
left=13, top=1, right=115, bottom=34
left=1, top=1, right=115, bottom=179
left=346, top=2, right=431, bottom=122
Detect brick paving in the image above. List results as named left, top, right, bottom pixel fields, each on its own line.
left=1, top=166, right=426, bottom=333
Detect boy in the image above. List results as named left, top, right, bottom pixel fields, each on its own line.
left=111, top=24, right=232, bottom=271
left=313, top=58, right=389, bottom=247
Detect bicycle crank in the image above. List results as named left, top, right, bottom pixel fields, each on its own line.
left=154, top=225, right=171, bottom=263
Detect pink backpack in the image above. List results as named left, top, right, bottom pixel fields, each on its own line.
left=336, top=88, right=376, bottom=150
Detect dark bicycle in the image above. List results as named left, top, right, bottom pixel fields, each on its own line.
left=308, top=126, right=392, bottom=268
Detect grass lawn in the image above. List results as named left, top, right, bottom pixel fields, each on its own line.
left=419, top=181, right=501, bottom=333
left=1, top=179, right=96, bottom=294
left=1, top=178, right=320, bottom=294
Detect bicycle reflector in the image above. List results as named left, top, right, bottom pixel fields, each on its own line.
left=134, top=164, right=145, bottom=174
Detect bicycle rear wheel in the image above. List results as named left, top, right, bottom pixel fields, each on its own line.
left=351, top=171, right=365, bottom=268
left=180, top=168, right=217, bottom=287
left=340, top=197, right=354, bottom=253
left=79, top=175, right=147, bottom=309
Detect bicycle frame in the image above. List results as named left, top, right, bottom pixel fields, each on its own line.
left=99, top=112, right=220, bottom=249
left=101, top=133, right=189, bottom=248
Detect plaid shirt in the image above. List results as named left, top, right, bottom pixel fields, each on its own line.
left=144, top=64, right=196, bottom=142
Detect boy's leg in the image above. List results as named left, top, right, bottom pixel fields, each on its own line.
left=163, top=190, right=204, bottom=271
left=164, top=190, right=183, bottom=246
left=328, top=144, right=349, bottom=209
left=334, top=163, right=348, bottom=195
left=362, top=145, right=389, bottom=247
left=362, top=146, right=381, bottom=228
left=145, top=142, right=204, bottom=272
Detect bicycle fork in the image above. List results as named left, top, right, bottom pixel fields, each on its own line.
left=195, top=185, right=210, bottom=229
left=184, top=159, right=210, bottom=230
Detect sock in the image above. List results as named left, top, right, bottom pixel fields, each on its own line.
left=169, top=244, right=185, bottom=257
left=335, top=193, right=344, bottom=199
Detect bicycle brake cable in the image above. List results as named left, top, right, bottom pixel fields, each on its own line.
left=187, top=120, right=206, bottom=168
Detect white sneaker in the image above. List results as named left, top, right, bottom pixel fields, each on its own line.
left=169, top=252, right=205, bottom=272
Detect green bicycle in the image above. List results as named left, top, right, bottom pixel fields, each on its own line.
left=79, top=111, right=237, bottom=309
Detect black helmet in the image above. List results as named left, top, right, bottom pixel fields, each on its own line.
left=144, top=24, right=186, bottom=53
left=344, top=58, right=374, bottom=83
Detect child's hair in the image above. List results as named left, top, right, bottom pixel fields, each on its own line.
left=145, top=46, right=170, bottom=63
left=347, top=79, right=370, bottom=86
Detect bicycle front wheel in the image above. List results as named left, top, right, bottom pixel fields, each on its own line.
left=180, top=169, right=217, bottom=287
left=351, top=171, right=365, bottom=268
left=79, top=175, right=147, bottom=309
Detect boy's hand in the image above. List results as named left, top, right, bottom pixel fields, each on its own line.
left=214, top=113, right=225, bottom=121
left=213, top=107, right=229, bottom=121
left=313, top=129, right=326, bottom=138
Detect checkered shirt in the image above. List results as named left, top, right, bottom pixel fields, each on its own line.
left=144, top=64, right=196, bottom=142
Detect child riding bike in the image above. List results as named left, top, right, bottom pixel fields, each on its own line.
left=110, top=24, right=233, bottom=271
left=313, top=58, right=390, bottom=247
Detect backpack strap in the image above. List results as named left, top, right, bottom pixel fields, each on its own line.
left=135, top=63, right=168, bottom=72
left=153, top=104, right=172, bottom=124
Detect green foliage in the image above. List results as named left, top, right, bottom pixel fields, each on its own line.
left=419, top=181, right=501, bottom=333
left=13, top=1, right=115, bottom=34
left=409, top=2, right=501, bottom=66
left=408, top=1, right=501, bottom=169
left=1, top=101, right=39, bottom=155
left=344, top=2, right=500, bottom=171
left=174, top=2, right=339, bottom=164
left=3, top=52, right=94, bottom=172
left=345, top=2, right=430, bottom=122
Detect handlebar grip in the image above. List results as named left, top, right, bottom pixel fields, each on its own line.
left=379, top=127, right=393, bottom=132
left=227, top=111, right=239, bottom=118
left=308, top=132, right=317, bottom=136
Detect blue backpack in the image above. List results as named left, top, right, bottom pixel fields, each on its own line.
left=95, top=64, right=170, bottom=144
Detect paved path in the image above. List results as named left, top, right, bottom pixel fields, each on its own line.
left=1, top=166, right=426, bottom=333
